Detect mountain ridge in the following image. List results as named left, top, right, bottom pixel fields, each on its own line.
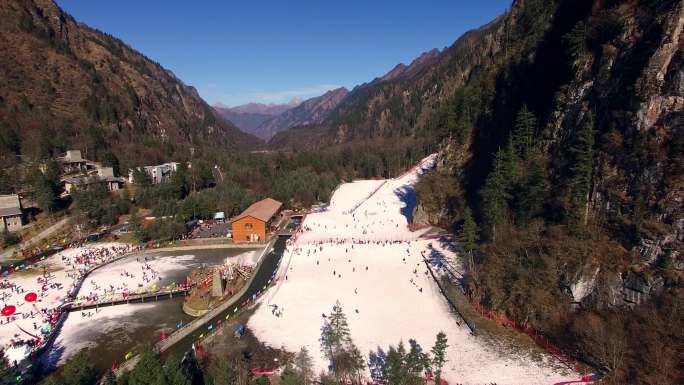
left=252, top=87, right=349, bottom=140
left=0, top=0, right=261, bottom=172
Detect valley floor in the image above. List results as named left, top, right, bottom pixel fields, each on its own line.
left=248, top=155, right=578, bottom=385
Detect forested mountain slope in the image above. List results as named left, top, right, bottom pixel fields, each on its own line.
left=0, top=0, right=260, bottom=176
left=274, top=0, right=682, bottom=383
left=269, top=14, right=507, bottom=149
left=411, top=0, right=683, bottom=383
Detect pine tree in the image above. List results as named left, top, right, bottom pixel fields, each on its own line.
left=513, top=104, right=537, bottom=158
left=457, top=207, right=480, bottom=254
left=481, top=148, right=512, bottom=241
left=383, top=342, right=408, bottom=385
left=163, top=354, right=192, bottom=385
left=170, top=162, right=190, bottom=199
left=295, top=346, right=315, bottom=385
left=431, top=332, right=448, bottom=385
left=128, top=346, right=165, bottom=385
left=320, top=302, right=365, bottom=383
left=516, top=152, right=549, bottom=222
left=29, top=166, right=59, bottom=214
left=368, top=348, right=387, bottom=384
left=406, top=339, right=431, bottom=378
left=501, top=137, right=518, bottom=181
left=320, top=301, right=352, bottom=373
left=563, top=21, right=588, bottom=59
left=345, top=343, right=366, bottom=384
left=568, top=111, right=595, bottom=225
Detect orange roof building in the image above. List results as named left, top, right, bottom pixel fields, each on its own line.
left=230, top=198, right=282, bottom=242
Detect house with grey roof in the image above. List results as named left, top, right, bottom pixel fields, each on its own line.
left=56, top=150, right=87, bottom=174
left=63, top=167, right=126, bottom=193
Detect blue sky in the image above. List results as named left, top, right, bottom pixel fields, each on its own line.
left=57, top=1, right=510, bottom=107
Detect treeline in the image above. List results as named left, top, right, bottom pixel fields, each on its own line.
left=1, top=125, right=432, bottom=238
left=125, top=137, right=431, bottom=225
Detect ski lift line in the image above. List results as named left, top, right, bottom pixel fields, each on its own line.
left=347, top=180, right=389, bottom=215
left=422, top=256, right=474, bottom=334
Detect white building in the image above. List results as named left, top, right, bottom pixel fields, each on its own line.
left=128, top=162, right=180, bottom=184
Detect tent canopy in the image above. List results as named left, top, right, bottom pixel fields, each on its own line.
left=213, top=212, right=226, bottom=220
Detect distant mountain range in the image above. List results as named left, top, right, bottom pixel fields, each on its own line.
left=213, top=101, right=299, bottom=139
left=215, top=49, right=441, bottom=141
left=215, top=101, right=297, bottom=116
left=214, top=88, right=348, bottom=140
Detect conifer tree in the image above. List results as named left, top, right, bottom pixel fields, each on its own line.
left=457, top=207, right=480, bottom=254
left=513, top=104, right=537, bottom=158
left=431, top=332, right=448, bottom=385
left=383, top=342, right=408, bottom=385
left=128, top=346, right=165, bottom=385
left=163, top=354, right=193, bottom=385
left=103, top=370, right=117, bottom=385
left=568, top=111, right=595, bottom=225
left=320, top=301, right=351, bottom=363
left=501, top=137, right=518, bottom=181
left=481, top=148, right=512, bottom=240
left=368, top=348, right=387, bottom=384
left=406, top=339, right=431, bottom=377
left=295, top=346, right=315, bottom=385
left=57, top=351, right=97, bottom=385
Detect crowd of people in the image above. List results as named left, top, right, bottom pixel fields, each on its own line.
left=74, top=254, right=183, bottom=306
left=0, top=243, right=139, bottom=365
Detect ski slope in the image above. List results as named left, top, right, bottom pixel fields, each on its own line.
left=249, top=155, right=577, bottom=385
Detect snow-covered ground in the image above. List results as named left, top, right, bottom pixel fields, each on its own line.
left=249, top=154, right=578, bottom=385
left=45, top=248, right=259, bottom=366
left=77, top=249, right=261, bottom=304
left=0, top=243, right=134, bottom=364
left=0, top=239, right=258, bottom=365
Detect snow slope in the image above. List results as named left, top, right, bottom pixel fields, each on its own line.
left=249, top=154, right=577, bottom=385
